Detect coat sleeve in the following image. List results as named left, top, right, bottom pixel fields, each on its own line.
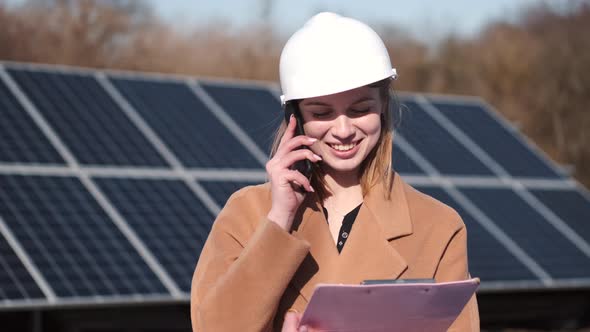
left=434, top=222, right=481, bottom=332
left=190, top=189, right=311, bottom=332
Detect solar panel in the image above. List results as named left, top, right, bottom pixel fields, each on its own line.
left=460, top=187, right=590, bottom=280
left=428, top=99, right=564, bottom=179
left=0, top=232, right=45, bottom=300
left=0, top=175, right=168, bottom=297
left=6, top=68, right=168, bottom=167
left=110, top=77, right=262, bottom=169
left=416, top=186, right=538, bottom=282
left=94, top=178, right=215, bottom=292
left=1, top=61, right=590, bottom=309
left=529, top=188, right=590, bottom=244
left=200, top=82, right=282, bottom=155
left=198, top=180, right=263, bottom=207
left=397, top=98, right=495, bottom=176
left=392, top=141, right=426, bottom=175
left=0, top=79, right=64, bottom=164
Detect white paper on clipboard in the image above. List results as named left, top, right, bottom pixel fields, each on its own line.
left=299, top=277, right=479, bottom=332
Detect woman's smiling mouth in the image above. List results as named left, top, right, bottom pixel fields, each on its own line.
left=328, top=140, right=362, bottom=152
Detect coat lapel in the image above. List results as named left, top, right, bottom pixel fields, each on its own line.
left=331, top=203, right=408, bottom=284
left=290, top=173, right=414, bottom=302
left=332, top=173, right=413, bottom=284
left=290, top=195, right=340, bottom=302
left=366, top=173, right=413, bottom=241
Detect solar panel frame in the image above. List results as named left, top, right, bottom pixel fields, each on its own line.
left=420, top=93, right=568, bottom=179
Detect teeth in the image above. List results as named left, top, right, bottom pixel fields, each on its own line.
left=331, top=143, right=356, bottom=151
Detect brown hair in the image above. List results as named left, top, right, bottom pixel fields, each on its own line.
left=270, top=78, right=397, bottom=201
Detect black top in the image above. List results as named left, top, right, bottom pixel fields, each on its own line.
left=322, top=203, right=363, bottom=253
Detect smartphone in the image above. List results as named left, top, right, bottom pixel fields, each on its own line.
left=284, top=102, right=314, bottom=180
left=361, top=278, right=435, bottom=285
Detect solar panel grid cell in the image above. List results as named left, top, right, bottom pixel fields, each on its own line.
left=94, top=178, right=216, bottom=293
left=0, top=77, right=65, bottom=164
left=200, top=83, right=282, bottom=155
left=429, top=100, right=564, bottom=179
left=416, top=186, right=539, bottom=282
left=110, top=78, right=262, bottom=169
left=0, top=233, right=45, bottom=300
left=397, top=98, right=495, bottom=176
left=6, top=69, right=168, bottom=167
left=530, top=189, right=590, bottom=246
left=198, top=180, right=263, bottom=207
left=461, top=187, right=590, bottom=280
left=392, top=141, right=426, bottom=175
left=0, top=175, right=168, bottom=298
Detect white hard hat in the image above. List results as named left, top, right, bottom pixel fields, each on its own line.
left=279, top=12, right=397, bottom=105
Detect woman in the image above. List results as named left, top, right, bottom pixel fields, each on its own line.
left=191, top=12, right=479, bottom=332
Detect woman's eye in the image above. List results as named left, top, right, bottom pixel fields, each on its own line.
left=312, top=112, right=332, bottom=119
left=351, top=108, right=371, bottom=115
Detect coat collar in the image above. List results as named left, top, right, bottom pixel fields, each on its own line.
left=290, top=173, right=413, bottom=302
left=364, top=172, right=413, bottom=241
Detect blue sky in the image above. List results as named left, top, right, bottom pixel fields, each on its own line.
left=148, top=0, right=544, bottom=40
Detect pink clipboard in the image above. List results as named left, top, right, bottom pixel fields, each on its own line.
left=299, top=277, right=479, bottom=332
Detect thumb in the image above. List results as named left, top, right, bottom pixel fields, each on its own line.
left=282, top=311, right=302, bottom=332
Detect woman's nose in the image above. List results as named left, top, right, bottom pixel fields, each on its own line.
left=332, top=115, right=355, bottom=139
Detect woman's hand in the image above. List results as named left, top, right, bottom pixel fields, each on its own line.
left=282, top=311, right=315, bottom=332
left=266, top=115, right=321, bottom=231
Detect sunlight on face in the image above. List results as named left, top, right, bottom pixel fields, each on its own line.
left=299, top=85, right=383, bottom=177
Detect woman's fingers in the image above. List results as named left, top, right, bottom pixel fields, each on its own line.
left=276, top=149, right=322, bottom=171
left=266, top=148, right=320, bottom=193
left=283, top=170, right=314, bottom=193
left=283, top=136, right=317, bottom=156
left=275, top=134, right=317, bottom=159
left=281, top=311, right=313, bottom=332
left=278, top=114, right=298, bottom=149
left=267, top=142, right=321, bottom=179
left=281, top=311, right=301, bottom=332
left=275, top=114, right=318, bottom=156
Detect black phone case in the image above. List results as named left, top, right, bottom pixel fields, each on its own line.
left=284, top=103, right=314, bottom=180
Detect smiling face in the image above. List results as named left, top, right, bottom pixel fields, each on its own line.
left=299, top=85, right=383, bottom=179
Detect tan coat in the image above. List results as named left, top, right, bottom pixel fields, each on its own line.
left=191, top=174, right=480, bottom=331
